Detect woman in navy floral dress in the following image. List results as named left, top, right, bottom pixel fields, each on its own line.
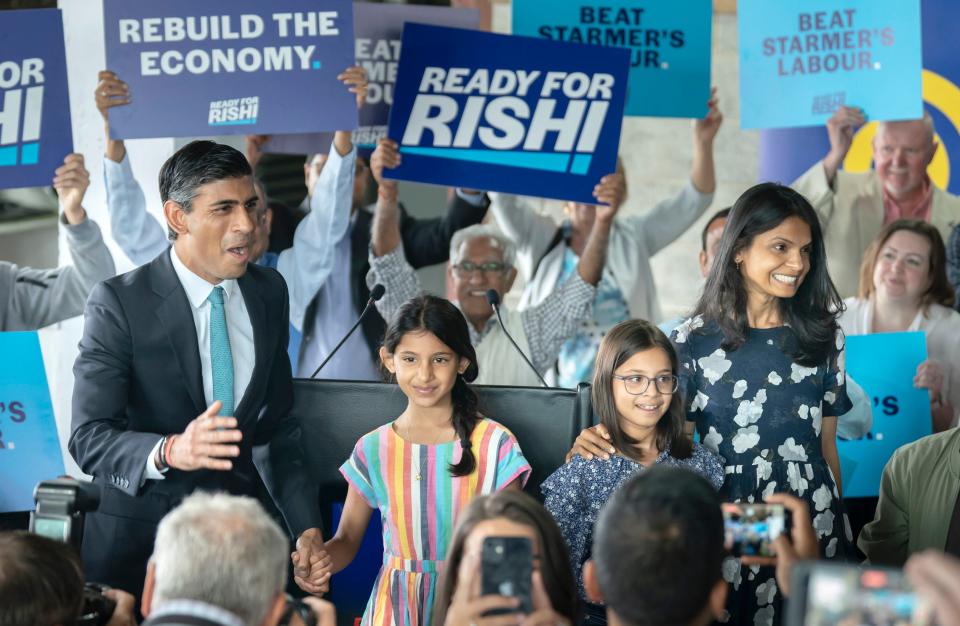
left=672, top=184, right=854, bottom=625
left=542, top=320, right=723, bottom=625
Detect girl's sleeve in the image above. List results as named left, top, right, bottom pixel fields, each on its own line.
left=823, top=328, right=853, bottom=417
left=542, top=458, right=592, bottom=585
left=494, top=429, right=532, bottom=490
left=339, top=436, right=379, bottom=509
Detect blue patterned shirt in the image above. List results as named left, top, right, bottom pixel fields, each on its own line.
left=542, top=444, right=724, bottom=600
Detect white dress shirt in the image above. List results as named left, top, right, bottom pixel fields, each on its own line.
left=144, top=247, right=257, bottom=480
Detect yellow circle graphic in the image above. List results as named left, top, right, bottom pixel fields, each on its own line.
left=843, top=69, right=960, bottom=190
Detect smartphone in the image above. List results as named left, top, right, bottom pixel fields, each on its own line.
left=786, top=562, right=935, bottom=626
left=480, top=536, right=534, bottom=616
left=722, top=502, right=787, bottom=558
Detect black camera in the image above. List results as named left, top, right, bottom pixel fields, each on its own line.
left=29, top=479, right=115, bottom=626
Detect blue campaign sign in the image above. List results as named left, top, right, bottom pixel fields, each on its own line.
left=263, top=4, right=480, bottom=156
left=838, top=332, right=931, bottom=499
left=513, top=0, right=712, bottom=119
left=0, top=332, right=65, bottom=512
left=103, top=0, right=357, bottom=139
left=385, top=24, right=630, bottom=204
left=0, top=9, right=73, bottom=190
left=738, top=0, right=923, bottom=129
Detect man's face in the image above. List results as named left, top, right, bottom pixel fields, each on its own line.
left=565, top=201, right=597, bottom=232
left=873, top=121, right=936, bottom=200
left=168, top=176, right=259, bottom=284
left=699, top=216, right=727, bottom=278
left=448, top=237, right=517, bottom=329
left=304, top=153, right=326, bottom=199
left=304, top=154, right=372, bottom=210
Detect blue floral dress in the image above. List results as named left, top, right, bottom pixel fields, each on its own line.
left=671, top=316, right=854, bottom=626
left=542, top=445, right=724, bottom=603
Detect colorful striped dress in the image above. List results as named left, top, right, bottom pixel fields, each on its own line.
left=340, top=418, right=531, bottom=626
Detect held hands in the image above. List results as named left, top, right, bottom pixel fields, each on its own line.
left=693, top=87, right=723, bottom=146
left=53, top=154, right=90, bottom=225
left=166, top=401, right=242, bottom=472
left=371, top=138, right=401, bottom=192
left=592, top=172, right=626, bottom=223
left=292, top=528, right=333, bottom=595
left=739, top=493, right=819, bottom=598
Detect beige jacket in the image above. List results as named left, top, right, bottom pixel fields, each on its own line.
left=792, top=161, right=960, bottom=297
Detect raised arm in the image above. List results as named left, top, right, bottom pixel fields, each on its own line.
left=97, top=70, right=168, bottom=265
left=6, top=154, right=117, bottom=330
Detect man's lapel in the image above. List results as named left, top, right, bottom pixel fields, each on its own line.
left=236, top=269, right=274, bottom=422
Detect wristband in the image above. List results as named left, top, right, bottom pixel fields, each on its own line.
left=158, top=435, right=175, bottom=472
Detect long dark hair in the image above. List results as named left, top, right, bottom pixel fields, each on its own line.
left=857, top=218, right=955, bottom=310
left=694, top=182, right=843, bottom=366
left=593, top=320, right=692, bottom=461
left=382, top=295, right=480, bottom=477
left=433, top=491, right=579, bottom=626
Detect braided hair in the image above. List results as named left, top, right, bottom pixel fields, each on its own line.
left=382, top=295, right=481, bottom=477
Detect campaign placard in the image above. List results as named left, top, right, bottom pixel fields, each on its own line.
left=263, top=4, right=480, bottom=156
left=738, top=0, right=922, bottom=129
left=838, top=332, right=931, bottom=499
left=0, top=9, right=73, bottom=190
left=385, top=24, right=629, bottom=204
left=513, top=0, right=712, bottom=118
left=103, top=0, right=357, bottom=139
left=0, top=332, right=65, bottom=512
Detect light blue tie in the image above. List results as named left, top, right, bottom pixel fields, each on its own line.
left=208, top=286, right=235, bottom=417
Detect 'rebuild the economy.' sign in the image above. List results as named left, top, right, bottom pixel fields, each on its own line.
left=0, top=9, right=72, bottom=190
left=738, top=0, right=922, bottom=129
left=385, top=24, right=629, bottom=204
left=103, top=0, right=358, bottom=139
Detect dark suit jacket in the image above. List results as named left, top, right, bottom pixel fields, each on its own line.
left=69, top=250, right=320, bottom=596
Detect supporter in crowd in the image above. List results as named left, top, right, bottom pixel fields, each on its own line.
left=435, top=490, right=579, bottom=626
left=0, top=531, right=136, bottom=626
left=838, top=219, right=960, bottom=431
left=858, top=427, right=960, bottom=566
left=69, top=140, right=327, bottom=602
left=906, top=551, right=960, bottom=624
left=491, top=91, right=721, bottom=386
left=367, top=138, right=623, bottom=386
left=1, top=153, right=115, bottom=331
left=141, top=492, right=334, bottom=626
left=542, top=319, right=722, bottom=620
left=949, top=224, right=960, bottom=313
left=581, top=468, right=819, bottom=626
left=793, top=107, right=960, bottom=297
left=699, top=206, right=730, bottom=279
left=322, top=295, right=531, bottom=626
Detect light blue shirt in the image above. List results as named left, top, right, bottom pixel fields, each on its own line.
left=102, top=143, right=355, bottom=355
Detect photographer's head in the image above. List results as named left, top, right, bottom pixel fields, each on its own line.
left=0, top=531, right=84, bottom=626
left=142, top=493, right=289, bottom=626
left=583, top=467, right=727, bottom=626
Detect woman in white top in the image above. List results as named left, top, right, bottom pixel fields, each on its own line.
left=491, top=91, right=722, bottom=387
left=838, top=219, right=960, bottom=431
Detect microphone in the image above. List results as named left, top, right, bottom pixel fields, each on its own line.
left=485, top=289, right=548, bottom=387
left=310, top=284, right=386, bottom=379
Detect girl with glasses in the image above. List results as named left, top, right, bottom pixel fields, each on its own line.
left=541, top=319, right=723, bottom=625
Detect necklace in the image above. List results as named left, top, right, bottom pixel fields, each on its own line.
left=395, top=421, right=454, bottom=481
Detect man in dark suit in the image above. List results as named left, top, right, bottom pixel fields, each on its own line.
left=70, top=141, right=328, bottom=602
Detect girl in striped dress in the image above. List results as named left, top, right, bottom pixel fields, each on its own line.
left=322, top=295, right=532, bottom=626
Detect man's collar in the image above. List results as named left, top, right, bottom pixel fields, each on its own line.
left=169, top=247, right=238, bottom=310
left=149, top=599, right=247, bottom=626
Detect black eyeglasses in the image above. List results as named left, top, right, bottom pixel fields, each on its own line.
left=612, top=374, right=679, bottom=395
left=451, top=261, right=509, bottom=276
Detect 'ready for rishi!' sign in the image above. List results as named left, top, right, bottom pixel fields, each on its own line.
left=384, top=24, right=629, bottom=204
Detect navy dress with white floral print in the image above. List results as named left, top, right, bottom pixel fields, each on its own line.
left=671, top=316, right=854, bottom=626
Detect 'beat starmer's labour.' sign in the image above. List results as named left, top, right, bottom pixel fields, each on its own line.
left=0, top=9, right=72, bottom=190
left=385, top=24, right=629, bottom=204
left=103, top=0, right=357, bottom=139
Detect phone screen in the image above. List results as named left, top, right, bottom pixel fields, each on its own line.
left=480, top=536, right=534, bottom=616
left=722, top=503, right=786, bottom=557
left=801, top=565, right=933, bottom=626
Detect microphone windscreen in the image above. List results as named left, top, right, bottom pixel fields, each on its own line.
left=369, top=284, right=386, bottom=301
left=485, top=289, right=500, bottom=307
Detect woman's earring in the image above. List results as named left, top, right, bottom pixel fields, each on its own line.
left=735, top=259, right=741, bottom=271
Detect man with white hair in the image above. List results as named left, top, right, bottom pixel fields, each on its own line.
left=141, top=492, right=333, bottom=626
left=793, top=107, right=960, bottom=296
left=364, top=138, right=623, bottom=386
